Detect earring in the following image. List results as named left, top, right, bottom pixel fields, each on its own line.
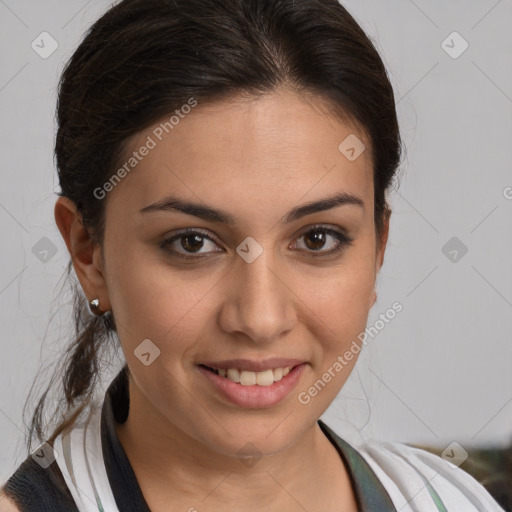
left=90, top=298, right=104, bottom=316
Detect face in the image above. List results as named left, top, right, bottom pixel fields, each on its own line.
left=63, top=87, right=388, bottom=457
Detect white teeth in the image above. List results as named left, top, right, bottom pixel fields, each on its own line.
left=227, top=368, right=240, bottom=383
left=273, top=367, right=283, bottom=380
left=256, top=369, right=274, bottom=386
left=240, top=370, right=257, bottom=386
left=213, top=366, right=294, bottom=385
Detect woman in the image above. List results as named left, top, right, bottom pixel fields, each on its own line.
left=0, top=0, right=505, bottom=510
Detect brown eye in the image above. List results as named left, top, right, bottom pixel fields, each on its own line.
left=161, top=229, right=222, bottom=260
left=160, top=225, right=354, bottom=262
left=181, top=233, right=206, bottom=253
left=303, top=229, right=328, bottom=251
left=294, top=226, right=354, bottom=257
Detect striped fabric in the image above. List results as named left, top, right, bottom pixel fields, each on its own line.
left=53, top=407, right=119, bottom=512
left=357, top=439, right=506, bottom=511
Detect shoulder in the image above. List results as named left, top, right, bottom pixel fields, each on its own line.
left=0, top=492, right=21, bottom=512
left=0, top=452, right=78, bottom=512
left=356, top=440, right=506, bottom=511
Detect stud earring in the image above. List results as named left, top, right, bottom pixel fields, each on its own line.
left=90, top=298, right=104, bottom=316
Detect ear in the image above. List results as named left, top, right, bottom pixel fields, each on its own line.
left=369, top=208, right=391, bottom=308
left=54, top=197, right=111, bottom=312
left=376, top=207, right=391, bottom=271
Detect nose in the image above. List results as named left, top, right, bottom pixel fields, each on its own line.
left=218, top=248, right=296, bottom=345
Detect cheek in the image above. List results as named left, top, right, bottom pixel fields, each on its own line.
left=293, top=262, right=375, bottom=414
left=299, top=247, right=376, bottom=363
left=302, top=256, right=375, bottom=329
left=106, top=242, right=218, bottom=359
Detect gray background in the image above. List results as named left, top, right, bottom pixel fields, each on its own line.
left=1, top=0, right=511, bottom=484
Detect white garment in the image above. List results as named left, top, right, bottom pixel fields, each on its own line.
left=53, top=406, right=119, bottom=512
left=52, top=405, right=506, bottom=512
left=358, top=441, right=506, bottom=511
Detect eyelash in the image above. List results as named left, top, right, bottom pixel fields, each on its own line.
left=160, top=225, right=354, bottom=262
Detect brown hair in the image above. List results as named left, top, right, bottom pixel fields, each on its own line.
left=24, top=0, right=403, bottom=453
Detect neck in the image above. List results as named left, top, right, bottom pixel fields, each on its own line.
left=115, top=374, right=357, bottom=512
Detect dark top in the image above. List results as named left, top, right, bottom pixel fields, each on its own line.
left=3, top=366, right=396, bottom=511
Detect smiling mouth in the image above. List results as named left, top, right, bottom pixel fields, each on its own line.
left=199, top=364, right=297, bottom=386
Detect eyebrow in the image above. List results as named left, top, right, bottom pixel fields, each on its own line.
left=139, top=192, right=364, bottom=225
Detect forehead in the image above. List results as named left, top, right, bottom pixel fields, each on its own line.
left=105, top=88, right=373, bottom=225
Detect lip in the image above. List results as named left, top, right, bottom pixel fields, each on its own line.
left=197, top=362, right=307, bottom=408
left=199, top=357, right=305, bottom=372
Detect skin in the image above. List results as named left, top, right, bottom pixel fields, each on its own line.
left=0, top=494, right=20, bottom=512
left=53, top=86, right=390, bottom=512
